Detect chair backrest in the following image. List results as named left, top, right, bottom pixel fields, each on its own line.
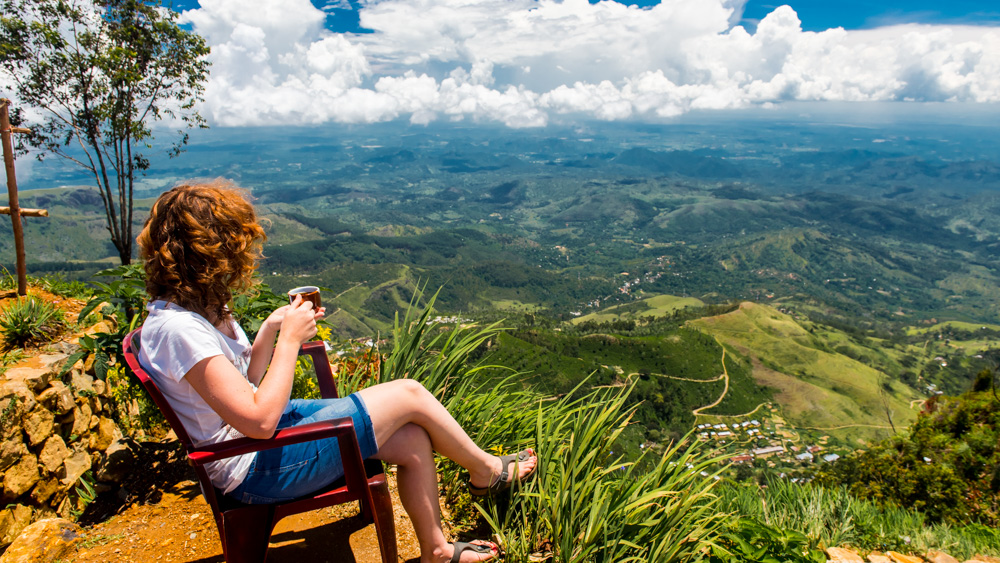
left=122, top=329, right=197, bottom=450
left=122, top=328, right=227, bottom=514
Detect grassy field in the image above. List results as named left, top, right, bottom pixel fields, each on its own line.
left=571, top=294, right=705, bottom=325
left=688, top=302, right=919, bottom=444
left=906, top=320, right=1000, bottom=336
left=490, top=299, right=542, bottom=312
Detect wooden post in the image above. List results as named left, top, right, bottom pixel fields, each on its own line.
left=0, top=99, right=28, bottom=296
left=0, top=207, right=47, bottom=217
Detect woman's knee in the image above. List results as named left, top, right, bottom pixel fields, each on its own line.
left=377, top=422, right=431, bottom=466
left=391, top=378, right=433, bottom=403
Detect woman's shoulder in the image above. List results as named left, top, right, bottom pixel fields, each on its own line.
left=143, top=300, right=216, bottom=343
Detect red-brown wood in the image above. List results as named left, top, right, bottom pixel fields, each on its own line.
left=0, top=99, right=27, bottom=296
left=123, top=329, right=396, bottom=563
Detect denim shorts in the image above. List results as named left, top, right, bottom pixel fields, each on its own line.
left=229, top=393, right=379, bottom=504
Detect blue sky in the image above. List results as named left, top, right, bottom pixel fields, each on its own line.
left=170, top=0, right=1000, bottom=33
left=739, top=0, right=1000, bottom=30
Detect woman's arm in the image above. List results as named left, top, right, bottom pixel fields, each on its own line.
left=247, top=303, right=326, bottom=386
left=185, top=296, right=323, bottom=439
left=246, top=305, right=286, bottom=387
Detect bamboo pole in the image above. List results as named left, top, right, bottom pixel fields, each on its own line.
left=0, top=99, right=28, bottom=296
left=0, top=207, right=47, bottom=217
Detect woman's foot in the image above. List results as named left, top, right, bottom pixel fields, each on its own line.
left=431, top=540, right=498, bottom=563
left=469, top=448, right=537, bottom=496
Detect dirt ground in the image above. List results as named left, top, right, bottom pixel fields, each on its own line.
left=67, top=459, right=426, bottom=563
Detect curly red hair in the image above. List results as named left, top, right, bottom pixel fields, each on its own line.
left=138, top=180, right=266, bottom=323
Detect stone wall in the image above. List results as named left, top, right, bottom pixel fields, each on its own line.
left=0, top=347, right=132, bottom=549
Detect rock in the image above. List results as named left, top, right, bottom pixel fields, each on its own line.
left=22, top=408, right=55, bottom=447
left=0, top=504, right=32, bottom=548
left=29, top=477, right=60, bottom=506
left=0, top=432, right=26, bottom=473
left=91, top=378, right=106, bottom=397
left=54, top=496, right=72, bottom=520
left=971, top=558, right=1000, bottom=563
left=3, top=367, right=50, bottom=392
left=88, top=417, right=120, bottom=452
left=70, top=371, right=94, bottom=394
left=0, top=382, right=36, bottom=426
left=36, top=354, right=69, bottom=377
left=887, top=552, right=924, bottom=563
left=90, top=416, right=122, bottom=451
left=2, top=453, right=39, bottom=500
left=869, top=555, right=894, bottom=563
left=0, top=518, right=81, bottom=563
left=38, top=436, right=69, bottom=474
left=88, top=395, right=102, bottom=414
left=827, top=547, right=865, bottom=562
left=69, top=403, right=92, bottom=438
left=59, top=447, right=91, bottom=488
left=50, top=341, right=80, bottom=356
left=38, top=382, right=75, bottom=415
left=926, top=551, right=960, bottom=563
left=82, top=353, right=96, bottom=376
left=95, top=438, right=134, bottom=483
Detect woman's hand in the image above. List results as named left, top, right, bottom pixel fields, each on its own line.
left=262, top=304, right=290, bottom=334
left=277, top=295, right=325, bottom=345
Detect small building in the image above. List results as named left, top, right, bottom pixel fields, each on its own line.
left=729, top=454, right=753, bottom=464
left=822, top=454, right=840, bottom=463
left=795, top=452, right=814, bottom=462
left=752, top=446, right=785, bottom=458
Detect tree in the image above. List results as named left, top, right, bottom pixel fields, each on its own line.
left=0, top=0, right=209, bottom=264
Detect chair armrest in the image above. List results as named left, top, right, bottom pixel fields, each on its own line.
left=300, top=341, right=339, bottom=399
left=187, top=418, right=355, bottom=466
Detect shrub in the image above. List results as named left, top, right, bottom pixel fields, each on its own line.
left=717, top=477, right=1000, bottom=559
left=103, top=365, right=165, bottom=434
left=0, top=295, right=65, bottom=349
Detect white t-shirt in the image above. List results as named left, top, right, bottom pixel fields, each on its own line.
left=138, top=300, right=256, bottom=494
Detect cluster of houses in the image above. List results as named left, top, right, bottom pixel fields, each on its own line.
left=425, top=315, right=471, bottom=325
left=727, top=443, right=840, bottom=466
left=692, top=419, right=848, bottom=468
left=696, top=420, right=762, bottom=441
left=578, top=257, right=674, bottom=310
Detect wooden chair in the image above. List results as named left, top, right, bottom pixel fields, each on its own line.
left=123, top=329, right=396, bottom=563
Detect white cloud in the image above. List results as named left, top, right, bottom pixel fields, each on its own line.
left=180, top=0, right=1000, bottom=127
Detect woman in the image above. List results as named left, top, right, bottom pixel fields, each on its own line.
left=136, top=180, right=536, bottom=563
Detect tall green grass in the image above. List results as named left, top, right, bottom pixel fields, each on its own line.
left=376, top=289, right=724, bottom=562
left=718, top=477, right=1000, bottom=559
left=478, top=387, right=725, bottom=563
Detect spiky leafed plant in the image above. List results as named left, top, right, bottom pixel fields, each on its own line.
left=368, top=287, right=725, bottom=561
left=0, top=295, right=64, bottom=349
left=478, top=384, right=725, bottom=563
left=379, top=287, right=506, bottom=397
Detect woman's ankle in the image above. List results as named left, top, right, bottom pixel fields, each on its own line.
left=468, top=456, right=501, bottom=489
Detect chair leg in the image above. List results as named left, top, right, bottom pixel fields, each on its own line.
left=370, top=479, right=397, bottom=563
left=220, top=506, right=276, bottom=563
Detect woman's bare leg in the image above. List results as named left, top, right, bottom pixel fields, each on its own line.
left=357, top=379, right=536, bottom=490
left=373, top=423, right=497, bottom=563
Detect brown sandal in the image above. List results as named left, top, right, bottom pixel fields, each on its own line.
left=450, top=540, right=498, bottom=562
left=468, top=448, right=535, bottom=498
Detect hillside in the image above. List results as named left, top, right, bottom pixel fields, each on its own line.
left=689, top=302, right=919, bottom=444
left=6, top=122, right=1000, bottom=338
